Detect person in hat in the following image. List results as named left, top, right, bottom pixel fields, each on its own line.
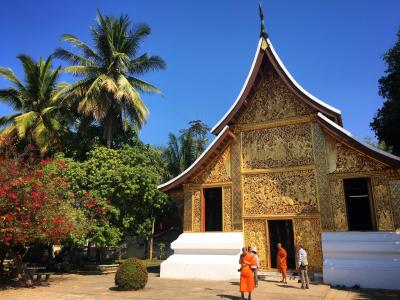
left=251, top=247, right=259, bottom=287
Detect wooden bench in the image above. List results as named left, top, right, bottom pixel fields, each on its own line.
left=35, top=272, right=53, bottom=282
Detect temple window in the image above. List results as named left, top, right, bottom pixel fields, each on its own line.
left=343, top=178, right=375, bottom=231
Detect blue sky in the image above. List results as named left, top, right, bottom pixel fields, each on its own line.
left=0, top=0, right=399, bottom=147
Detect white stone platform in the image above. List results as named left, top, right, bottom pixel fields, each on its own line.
left=322, top=232, right=400, bottom=290
left=160, top=232, right=244, bottom=280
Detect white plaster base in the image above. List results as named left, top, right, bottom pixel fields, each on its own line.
left=322, top=232, right=400, bottom=290
left=160, top=232, right=243, bottom=280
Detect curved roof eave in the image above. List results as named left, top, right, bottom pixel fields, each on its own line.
left=211, top=37, right=343, bottom=135
left=266, top=38, right=342, bottom=116
left=317, top=112, right=400, bottom=168
left=158, top=125, right=233, bottom=192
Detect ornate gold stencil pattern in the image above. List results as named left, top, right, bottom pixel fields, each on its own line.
left=243, top=170, right=318, bottom=215
left=223, top=186, right=233, bottom=232
left=237, top=70, right=313, bottom=124
left=242, top=123, right=313, bottom=169
left=294, top=218, right=323, bottom=272
left=243, top=219, right=268, bottom=270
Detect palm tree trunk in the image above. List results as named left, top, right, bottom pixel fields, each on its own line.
left=103, top=110, right=114, bottom=148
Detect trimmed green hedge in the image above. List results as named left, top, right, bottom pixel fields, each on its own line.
left=115, top=258, right=148, bottom=290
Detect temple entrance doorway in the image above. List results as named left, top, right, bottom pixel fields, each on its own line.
left=344, top=178, right=375, bottom=231
left=204, top=187, right=222, bottom=231
left=268, top=220, right=295, bottom=269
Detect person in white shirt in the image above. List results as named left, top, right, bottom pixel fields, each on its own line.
left=251, top=247, right=259, bottom=287
left=297, top=245, right=309, bottom=289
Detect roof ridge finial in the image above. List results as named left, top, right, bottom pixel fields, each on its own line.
left=258, top=2, right=269, bottom=40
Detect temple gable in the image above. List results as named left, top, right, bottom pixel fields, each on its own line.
left=237, top=69, right=314, bottom=125
left=325, top=136, right=387, bottom=174
left=189, top=146, right=231, bottom=184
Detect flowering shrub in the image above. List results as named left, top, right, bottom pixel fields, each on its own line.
left=0, top=156, right=88, bottom=247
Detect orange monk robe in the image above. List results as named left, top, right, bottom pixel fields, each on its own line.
left=240, top=252, right=256, bottom=293
left=277, top=248, right=287, bottom=273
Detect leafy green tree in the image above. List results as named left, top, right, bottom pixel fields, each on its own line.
left=371, top=29, right=400, bottom=155
left=54, top=11, right=166, bottom=148
left=163, top=120, right=210, bottom=179
left=0, top=56, right=67, bottom=154
left=61, top=143, right=170, bottom=258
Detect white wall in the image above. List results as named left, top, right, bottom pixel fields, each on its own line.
left=322, top=232, right=400, bottom=290
left=160, top=232, right=243, bottom=280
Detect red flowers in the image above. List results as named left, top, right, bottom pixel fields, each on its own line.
left=4, top=213, right=13, bottom=222
left=36, top=171, right=43, bottom=178
left=53, top=217, right=63, bottom=225
left=8, top=193, right=17, bottom=201
left=85, top=201, right=96, bottom=208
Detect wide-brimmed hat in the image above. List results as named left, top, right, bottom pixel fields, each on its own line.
left=252, top=247, right=257, bottom=253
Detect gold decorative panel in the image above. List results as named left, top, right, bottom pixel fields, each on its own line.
left=223, top=186, right=233, bottom=232
left=329, top=178, right=347, bottom=231
left=371, top=177, right=394, bottom=231
left=243, top=170, right=318, bottom=215
left=192, top=189, right=202, bottom=232
left=183, top=188, right=192, bottom=232
left=191, top=146, right=231, bottom=184
left=231, top=136, right=242, bottom=230
left=333, top=142, right=387, bottom=174
left=243, top=219, right=268, bottom=270
left=389, top=180, right=400, bottom=230
left=242, top=123, right=313, bottom=169
left=237, top=70, right=313, bottom=124
left=311, top=123, right=334, bottom=230
left=294, top=218, right=323, bottom=272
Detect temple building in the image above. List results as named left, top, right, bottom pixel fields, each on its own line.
left=158, top=12, right=400, bottom=281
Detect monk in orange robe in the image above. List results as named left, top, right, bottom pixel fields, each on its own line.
left=240, top=246, right=256, bottom=300
left=277, top=243, right=287, bottom=284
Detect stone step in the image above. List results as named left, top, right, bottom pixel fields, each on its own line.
left=258, top=271, right=300, bottom=282
left=258, top=271, right=323, bottom=282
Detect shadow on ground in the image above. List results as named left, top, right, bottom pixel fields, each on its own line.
left=333, top=286, right=400, bottom=300
left=216, top=295, right=242, bottom=300
left=147, top=265, right=160, bottom=275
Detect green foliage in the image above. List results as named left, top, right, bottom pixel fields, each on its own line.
left=0, top=56, right=68, bottom=154
left=371, top=29, right=400, bottom=155
left=115, top=258, right=148, bottom=290
left=162, top=120, right=210, bottom=179
left=61, top=143, right=169, bottom=243
left=54, top=11, right=166, bottom=148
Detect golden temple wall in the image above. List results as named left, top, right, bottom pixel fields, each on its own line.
left=325, top=134, right=399, bottom=232
left=181, top=146, right=234, bottom=233
left=237, top=69, right=324, bottom=271
left=176, top=65, right=400, bottom=273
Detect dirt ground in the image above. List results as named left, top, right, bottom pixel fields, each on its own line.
left=1, top=272, right=399, bottom=300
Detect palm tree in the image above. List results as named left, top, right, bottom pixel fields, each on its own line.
left=0, top=55, right=67, bottom=154
left=163, top=121, right=210, bottom=179
left=54, top=11, right=166, bottom=148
